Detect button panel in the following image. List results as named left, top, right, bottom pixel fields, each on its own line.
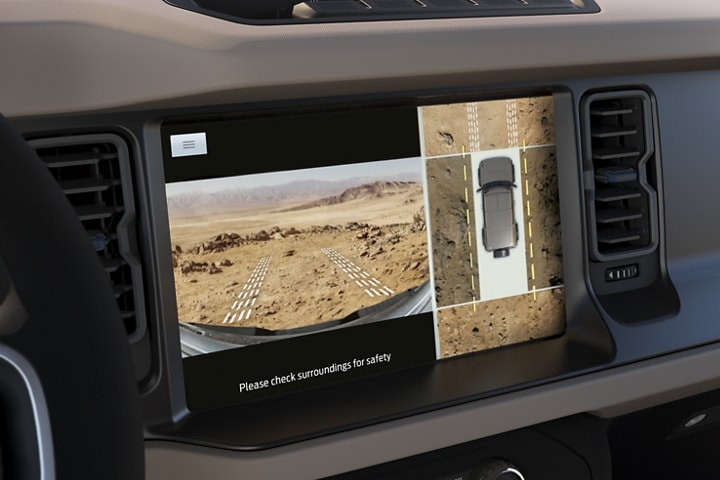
left=605, top=264, right=639, bottom=282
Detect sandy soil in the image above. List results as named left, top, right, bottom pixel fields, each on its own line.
left=170, top=185, right=429, bottom=330
left=517, top=96, right=556, bottom=146
left=522, top=146, right=564, bottom=291
left=423, top=100, right=509, bottom=156
left=426, top=155, right=478, bottom=307
left=437, top=288, right=565, bottom=358
left=421, top=95, right=566, bottom=358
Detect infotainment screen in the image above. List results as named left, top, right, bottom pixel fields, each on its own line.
left=162, top=95, right=565, bottom=411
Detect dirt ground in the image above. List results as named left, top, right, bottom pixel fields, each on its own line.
left=421, top=96, right=566, bottom=358
left=426, top=155, right=478, bottom=308
left=423, top=100, right=506, bottom=156
left=437, top=288, right=565, bottom=358
left=522, top=146, right=563, bottom=292
left=422, top=97, right=554, bottom=156
left=170, top=183, right=429, bottom=330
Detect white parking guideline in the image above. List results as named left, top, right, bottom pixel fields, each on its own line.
left=322, top=248, right=394, bottom=298
left=223, top=256, right=271, bottom=324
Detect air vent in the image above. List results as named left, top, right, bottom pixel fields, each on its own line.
left=578, top=89, right=679, bottom=323
left=28, top=134, right=148, bottom=350
left=581, top=91, right=659, bottom=262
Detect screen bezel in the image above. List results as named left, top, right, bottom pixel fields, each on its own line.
left=143, top=87, right=615, bottom=449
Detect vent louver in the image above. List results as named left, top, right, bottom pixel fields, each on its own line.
left=578, top=89, right=679, bottom=323
left=582, top=91, right=659, bottom=261
left=28, top=134, right=147, bottom=344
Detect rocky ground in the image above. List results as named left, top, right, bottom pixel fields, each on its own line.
left=437, top=288, right=565, bottom=358
left=422, top=96, right=566, bottom=358
left=172, top=222, right=428, bottom=330
left=170, top=182, right=430, bottom=330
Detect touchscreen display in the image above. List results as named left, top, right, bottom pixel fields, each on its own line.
left=163, top=95, right=565, bottom=410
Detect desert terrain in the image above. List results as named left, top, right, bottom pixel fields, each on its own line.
left=169, top=181, right=429, bottom=331
left=426, top=155, right=478, bottom=308
left=422, top=96, right=555, bottom=157
left=437, top=288, right=565, bottom=358
left=421, top=95, right=566, bottom=358
left=522, top=146, right=563, bottom=292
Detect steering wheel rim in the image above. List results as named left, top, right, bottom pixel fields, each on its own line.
left=0, top=115, right=144, bottom=479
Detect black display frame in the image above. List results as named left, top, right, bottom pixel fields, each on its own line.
left=141, top=88, right=618, bottom=448
left=11, top=72, right=720, bottom=452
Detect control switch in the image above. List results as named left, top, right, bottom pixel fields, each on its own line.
left=605, top=264, right=639, bottom=283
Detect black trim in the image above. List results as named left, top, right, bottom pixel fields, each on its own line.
left=163, top=0, right=600, bottom=25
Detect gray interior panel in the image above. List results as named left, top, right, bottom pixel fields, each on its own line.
left=2, top=0, right=720, bottom=478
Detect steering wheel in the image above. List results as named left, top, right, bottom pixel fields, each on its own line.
left=0, top=115, right=144, bottom=479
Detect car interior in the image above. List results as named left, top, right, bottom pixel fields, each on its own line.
left=1, top=0, right=720, bottom=478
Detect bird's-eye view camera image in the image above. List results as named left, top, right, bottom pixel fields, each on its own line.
left=422, top=96, right=566, bottom=358
left=166, top=158, right=431, bottom=356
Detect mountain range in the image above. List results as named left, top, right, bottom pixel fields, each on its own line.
left=167, top=175, right=421, bottom=217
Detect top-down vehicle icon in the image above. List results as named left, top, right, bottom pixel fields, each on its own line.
left=2, top=2, right=719, bottom=478
left=478, top=156, right=518, bottom=258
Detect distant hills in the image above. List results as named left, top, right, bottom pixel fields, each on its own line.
left=282, top=181, right=421, bottom=212
left=167, top=175, right=421, bottom=218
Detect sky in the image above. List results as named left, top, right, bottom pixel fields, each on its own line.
left=166, top=156, right=423, bottom=198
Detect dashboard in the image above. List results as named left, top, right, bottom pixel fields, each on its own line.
left=2, top=0, right=720, bottom=479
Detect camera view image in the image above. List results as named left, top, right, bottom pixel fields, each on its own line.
left=167, top=158, right=431, bottom=356
left=422, top=96, right=566, bottom=358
